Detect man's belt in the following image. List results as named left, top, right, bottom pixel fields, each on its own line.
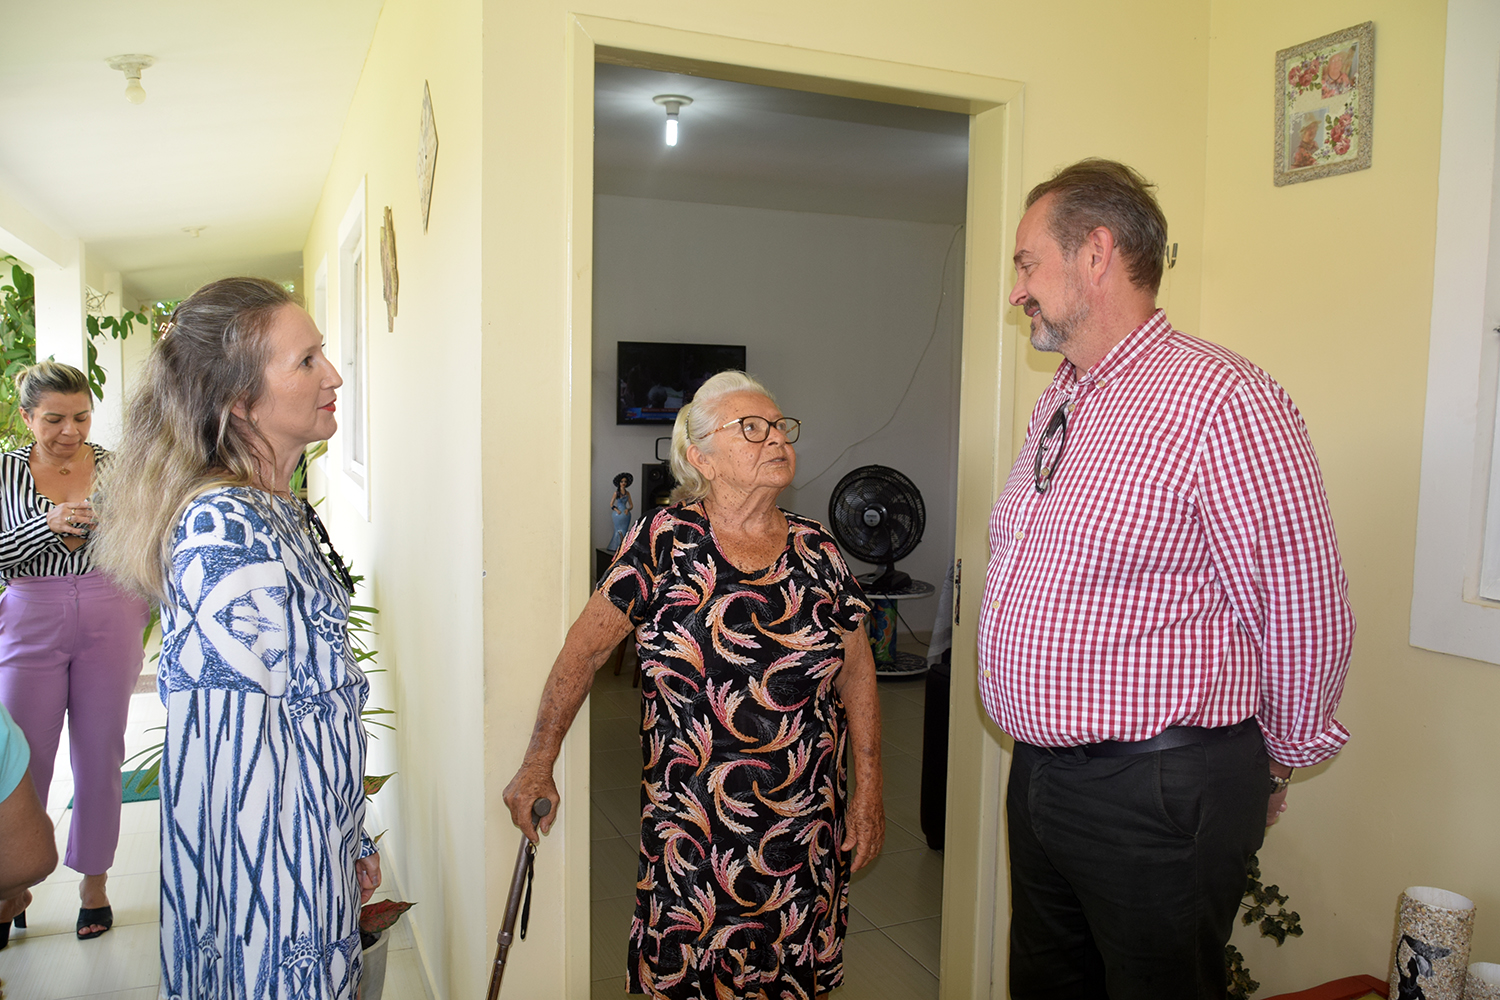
left=1030, top=720, right=1257, bottom=759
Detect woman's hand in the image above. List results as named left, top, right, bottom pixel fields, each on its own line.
left=355, top=853, right=382, bottom=905
left=841, top=788, right=885, bottom=872
left=46, top=499, right=94, bottom=536
left=503, top=764, right=560, bottom=844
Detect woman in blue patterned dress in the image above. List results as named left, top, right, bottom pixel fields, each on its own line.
left=504, top=371, right=885, bottom=1000
left=95, top=278, right=380, bottom=1000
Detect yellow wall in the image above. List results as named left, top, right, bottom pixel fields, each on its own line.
left=481, top=2, right=1211, bottom=997
left=1199, top=1, right=1500, bottom=992
left=303, top=0, right=1486, bottom=995
left=301, top=0, right=485, bottom=996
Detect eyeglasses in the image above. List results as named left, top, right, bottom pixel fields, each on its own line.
left=304, top=499, right=357, bottom=595
left=1033, top=402, right=1070, bottom=494
left=711, top=415, right=802, bottom=444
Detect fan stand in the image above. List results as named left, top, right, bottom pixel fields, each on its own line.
left=868, top=562, right=911, bottom=592
left=858, top=574, right=935, bottom=680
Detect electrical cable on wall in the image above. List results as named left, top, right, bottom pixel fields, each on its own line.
left=792, top=223, right=966, bottom=492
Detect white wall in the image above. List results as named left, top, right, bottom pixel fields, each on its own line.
left=592, top=195, right=963, bottom=625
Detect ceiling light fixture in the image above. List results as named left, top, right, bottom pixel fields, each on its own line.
left=106, top=55, right=156, bottom=105
left=653, top=94, right=693, bottom=146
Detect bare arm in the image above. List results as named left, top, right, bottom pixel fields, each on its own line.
left=834, top=627, right=884, bottom=871
left=0, top=771, right=58, bottom=900
left=502, top=591, right=635, bottom=842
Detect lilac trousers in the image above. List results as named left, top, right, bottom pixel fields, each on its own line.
left=0, top=572, right=148, bottom=875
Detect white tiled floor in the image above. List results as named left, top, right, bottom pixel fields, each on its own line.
left=588, top=633, right=946, bottom=1000
left=0, top=688, right=432, bottom=1000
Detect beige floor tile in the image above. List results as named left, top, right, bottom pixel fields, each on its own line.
left=116, top=801, right=159, bottom=837
left=0, top=919, right=159, bottom=1000
left=592, top=747, right=641, bottom=792
left=882, top=915, right=941, bottom=976
left=837, top=928, right=938, bottom=1000
left=590, top=893, right=636, bottom=983
left=593, top=787, right=642, bottom=849
left=98, top=831, right=160, bottom=878
left=877, top=687, right=926, bottom=724
left=589, top=688, right=642, bottom=723
left=592, top=798, right=621, bottom=840
left=378, top=942, right=436, bottom=1000
left=592, top=974, right=629, bottom=999
left=881, top=752, right=925, bottom=836
left=591, top=836, right=641, bottom=903
left=879, top=814, right=926, bottom=854
left=56, top=988, right=160, bottom=1000
left=883, top=712, right=927, bottom=759
left=848, top=846, right=943, bottom=927
left=22, top=870, right=158, bottom=935
left=592, top=716, right=640, bottom=753
left=847, top=905, right=876, bottom=933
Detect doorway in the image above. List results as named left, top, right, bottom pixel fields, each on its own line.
left=558, top=17, right=1024, bottom=1000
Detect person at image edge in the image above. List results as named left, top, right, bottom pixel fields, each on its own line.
left=979, top=158, right=1355, bottom=1000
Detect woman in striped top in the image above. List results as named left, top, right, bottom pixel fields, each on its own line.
left=0, top=361, right=149, bottom=941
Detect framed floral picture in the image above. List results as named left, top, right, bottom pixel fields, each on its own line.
left=1273, top=21, right=1374, bottom=186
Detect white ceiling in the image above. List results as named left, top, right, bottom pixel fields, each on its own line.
left=594, top=65, right=969, bottom=225
left=0, top=16, right=966, bottom=304
left=0, top=0, right=384, bottom=302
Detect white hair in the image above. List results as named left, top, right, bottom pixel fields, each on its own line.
left=668, top=370, right=775, bottom=503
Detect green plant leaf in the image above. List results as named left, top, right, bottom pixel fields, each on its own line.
left=364, top=773, right=395, bottom=796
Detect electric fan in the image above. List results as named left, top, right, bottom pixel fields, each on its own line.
left=827, top=465, right=926, bottom=592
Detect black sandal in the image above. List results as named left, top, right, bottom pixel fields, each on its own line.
left=0, top=910, right=25, bottom=949
left=76, top=905, right=112, bottom=940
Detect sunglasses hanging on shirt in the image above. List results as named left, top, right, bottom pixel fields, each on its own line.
left=1033, top=401, right=1073, bottom=494
left=303, top=499, right=357, bottom=596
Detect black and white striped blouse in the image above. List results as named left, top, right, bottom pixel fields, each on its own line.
left=0, top=443, right=107, bottom=581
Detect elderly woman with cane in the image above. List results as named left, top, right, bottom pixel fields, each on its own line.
left=504, top=370, right=884, bottom=1000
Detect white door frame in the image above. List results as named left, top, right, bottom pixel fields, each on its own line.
left=563, top=17, right=1025, bottom=996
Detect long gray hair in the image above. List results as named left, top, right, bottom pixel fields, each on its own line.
left=668, top=370, right=776, bottom=503
left=93, top=277, right=293, bottom=600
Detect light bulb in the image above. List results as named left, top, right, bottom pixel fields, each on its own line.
left=124, top=76, right=146, bottom=104
left=665, top=117, right=678, bottom=146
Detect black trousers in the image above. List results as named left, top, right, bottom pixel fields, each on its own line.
left=1007, top=724, right=1270, bottom=1000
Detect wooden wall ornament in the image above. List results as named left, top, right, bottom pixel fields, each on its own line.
left=380, top=206, right=398, bottom=332
left=418, top=81, right=439, bottom=232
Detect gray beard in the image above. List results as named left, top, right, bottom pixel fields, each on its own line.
left=1027, top=298, right=1084, bottom=353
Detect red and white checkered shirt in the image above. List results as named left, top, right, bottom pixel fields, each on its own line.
left=977, top=311, right=1354, bottom=767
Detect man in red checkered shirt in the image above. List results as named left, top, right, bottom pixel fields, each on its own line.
left=980, top=159, right=1355, bottom=1000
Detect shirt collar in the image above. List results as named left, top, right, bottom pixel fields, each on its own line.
left=1052, top=309, right=1172, bottom=394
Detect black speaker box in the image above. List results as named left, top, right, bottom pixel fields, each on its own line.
left=642, top=462, right=675, bottom=510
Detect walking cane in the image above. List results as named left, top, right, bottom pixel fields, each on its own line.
left=486, top=798, right=551, bottom=1000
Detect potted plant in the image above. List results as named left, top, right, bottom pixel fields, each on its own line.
left=1225, top=852, right=1304, bottom=999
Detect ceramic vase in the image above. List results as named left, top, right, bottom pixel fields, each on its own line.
left=1466, top=962, right=1500, bottom=1000
left=1388, top=886, right=1475, bottom=1000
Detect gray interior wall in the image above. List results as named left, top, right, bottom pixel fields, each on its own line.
left=591, top=194, right=964, bottom=627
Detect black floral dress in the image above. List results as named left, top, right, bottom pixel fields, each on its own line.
left=599, top=501, right=871, bottom=1000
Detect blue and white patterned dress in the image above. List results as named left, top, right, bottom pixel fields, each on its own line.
left=157, top=487, right=374, bottom=1000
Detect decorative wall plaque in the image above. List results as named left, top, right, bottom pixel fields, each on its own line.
left=380, top=206, right=398, bottom=332
left=418, top=81, right=439, bottom=232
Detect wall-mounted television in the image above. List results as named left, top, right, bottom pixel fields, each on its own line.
left=617, top=341, right=747, bottom=424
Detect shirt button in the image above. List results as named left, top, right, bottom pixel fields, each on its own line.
left=1014, top=529, right=1025, bottom=540
left=991, top=599, right=1000, bottom=610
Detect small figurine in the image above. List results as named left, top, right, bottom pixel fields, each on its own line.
left=608, top=472, right=634, bottom=550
